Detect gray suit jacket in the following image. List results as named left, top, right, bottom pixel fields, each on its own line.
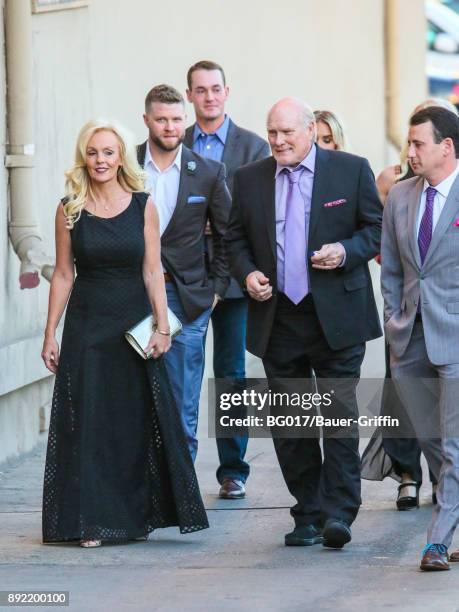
left=382, top=174, right=459, bottom=365
left=185, top=118, right=270, bottom=298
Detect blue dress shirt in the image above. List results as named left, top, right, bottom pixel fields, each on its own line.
left=192, top=115, right=230, bottom=162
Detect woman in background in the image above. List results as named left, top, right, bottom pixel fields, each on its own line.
left=314, top=110, right=349, bottom=151
left=41, top=119, right=208, bottom=547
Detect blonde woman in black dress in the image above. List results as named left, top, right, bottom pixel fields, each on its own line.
left=41, top=120, right=208, bottom=547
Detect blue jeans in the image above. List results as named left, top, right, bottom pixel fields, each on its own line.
left=212, top=297, right=250, bottom=484
left=164, top=283, right=211, bottom=462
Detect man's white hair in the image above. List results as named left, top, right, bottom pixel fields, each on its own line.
left=268, top=97, right=315, bottom=126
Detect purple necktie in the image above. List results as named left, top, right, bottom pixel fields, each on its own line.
left=418, top=186, right=436, bottom=264
left=284, top=168, right=308, bottom=304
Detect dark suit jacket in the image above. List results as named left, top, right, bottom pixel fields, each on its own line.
left=137, top=142, right=231, bottom=321
left=226, top=147, right=383, bottom=358
left=185, top=117, right=270, bottom=298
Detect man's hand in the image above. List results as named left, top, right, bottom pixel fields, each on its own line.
left=311, top=243, right=345, bottom=270
left=245, top=271, right=273, bottom=301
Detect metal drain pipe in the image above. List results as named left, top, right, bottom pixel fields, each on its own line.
left=5, top=0, right=53, bottom=289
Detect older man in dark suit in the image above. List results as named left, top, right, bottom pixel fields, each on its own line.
left=226, top=97, right=382, bottom=548
left=184, top=60, right=270, bottom=499
left=138, top=84, right=231, bottom=461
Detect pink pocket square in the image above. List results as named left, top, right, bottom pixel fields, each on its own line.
left=323, top=198, right=347, bottom=208
left=454, top=219, right=459, bottom=227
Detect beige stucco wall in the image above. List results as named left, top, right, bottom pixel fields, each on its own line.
left=0, top=0, right=427, bottom=464
left=0, top=0, right=54, bottom=462
left=0, top=2, right=92, bottom=463
left=88, top=0, right=388, bottom=166
left=386, top=0, right=428, bottom=153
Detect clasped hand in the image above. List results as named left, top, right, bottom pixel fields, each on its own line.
left=245, top=271, right=273, bottom=302
left=311, top=242, right=345, bottom=270
left=144, top=331, right=171, bottom=359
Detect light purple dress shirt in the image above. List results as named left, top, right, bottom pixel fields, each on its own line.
left=275, top=144, right=316, bottom=293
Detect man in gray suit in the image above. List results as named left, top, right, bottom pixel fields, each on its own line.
left=184, top=60, right=270, bottom=499
left=382, top=106, right=459, bottom=571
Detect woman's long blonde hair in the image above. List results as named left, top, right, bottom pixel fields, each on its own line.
left=63, top=119, right=146, bottom=228
left=314, top=110, right=349, bottom=152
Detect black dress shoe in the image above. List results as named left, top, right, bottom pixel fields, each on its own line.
left=285, top=525, right=323, bottom=546
left=396, top=481, right=420, bottom=511
left=322, top=519, right=352, bottom=549
left=420, top=544, right=449, bottom=571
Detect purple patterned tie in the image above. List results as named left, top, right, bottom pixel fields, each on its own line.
left=418, top=186, right=436, bottom=264
left=284, top=168, right=308, bottom=304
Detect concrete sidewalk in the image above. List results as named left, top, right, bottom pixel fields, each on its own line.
left=1, top=348, right=459, bottom=611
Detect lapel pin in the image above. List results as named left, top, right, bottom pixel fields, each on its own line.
left=187, top=161, right=196, bottom=174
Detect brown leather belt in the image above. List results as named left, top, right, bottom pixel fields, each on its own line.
left=164, top=272, right=172, bottom=282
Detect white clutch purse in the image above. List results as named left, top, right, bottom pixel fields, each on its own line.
left=125, top=308, right=182, bottom=359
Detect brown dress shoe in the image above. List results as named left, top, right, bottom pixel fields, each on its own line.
left=420, top=544, right=450, bottom=571
left=218, top=478, right=245, bottom=499
left=449, top=549, right=459, bottom=562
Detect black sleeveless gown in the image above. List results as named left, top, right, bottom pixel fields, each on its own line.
left=42, top=192, right=208, bottom=542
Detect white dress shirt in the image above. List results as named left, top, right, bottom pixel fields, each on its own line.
left=144, top=144, right=182, bottom=237
left=416, top=162, right=459, bottom=236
